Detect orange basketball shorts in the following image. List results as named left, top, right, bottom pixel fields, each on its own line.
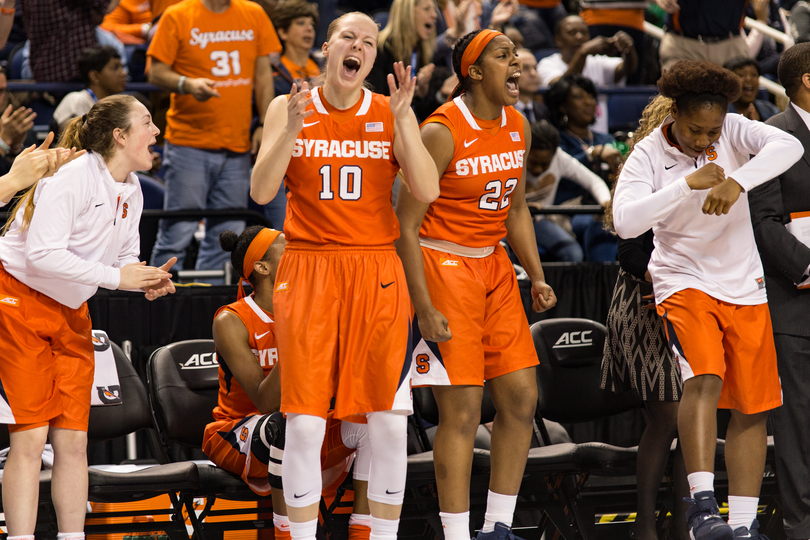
left=411, top=244, right=538, bottom=386
left=657, top=288, right=782, bottom=414
left=274, top=242, right=413, bottom=422
left=203, top=411, right=354, bottom=497
left=0, top=265, right=94, bottom=431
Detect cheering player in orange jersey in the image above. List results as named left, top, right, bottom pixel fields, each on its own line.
left=395, top=30, right=556, bottom=540
left=250, top=11, right=440, bottom=540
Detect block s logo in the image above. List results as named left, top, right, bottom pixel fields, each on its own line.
left=415, top=353, right=430, bottom=374
left=122, top=202, right=128, bottom=219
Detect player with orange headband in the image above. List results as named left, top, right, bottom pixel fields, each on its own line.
left=395, top=29, right=557, bottom=540
left=250, top=11, right=440, bottom=540
left=203, top=226, right=374, bottom=540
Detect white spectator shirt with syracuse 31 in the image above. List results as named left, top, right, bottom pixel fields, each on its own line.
left=613, top=113, right=803, bottom=306
left=0, top=152, right=142, bottom=309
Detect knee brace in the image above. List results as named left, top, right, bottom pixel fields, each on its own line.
left=282, top=413, right=326, bottom=508
left=253, top=411, right=286, bottom=489
left=366, top=412, right=408, bottom=506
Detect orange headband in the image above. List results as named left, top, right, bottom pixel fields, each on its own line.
left=460, top=29, right=504, bottom=78
left=238, top=228, right=281, bottom=299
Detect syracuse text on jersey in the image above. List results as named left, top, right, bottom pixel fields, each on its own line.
left=455, top=149, right=525, bottom=176
left=189, top=27, right=255, bottom=49
left=250, top=346, right=278, bottom=368
left=292, top=139, right=392, bottom=160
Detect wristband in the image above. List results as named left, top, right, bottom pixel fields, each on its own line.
left=177, top=76, right=187, bottom=94
left=0, top=7, right=15, bottom=15
left=0, top=137, right=11, bottom=154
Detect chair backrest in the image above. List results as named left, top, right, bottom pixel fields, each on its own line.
left=87, top=340, right=154, bottom=442
left=607, top=91, right=656, bottom=133
left=147, top=340, right=219, bottom=456
left=533, top=318, right=641, bottom=424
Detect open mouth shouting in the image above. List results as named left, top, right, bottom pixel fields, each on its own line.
left=342, top=56, right=361, bottom=78
left=506, top=71, right=521, bottom=97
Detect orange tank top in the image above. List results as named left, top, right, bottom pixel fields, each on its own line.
left=419, top=98, right=526, bottom=248
left=283, top=87, right=401, bottom=245
left=212, top=295, right=278, bottom=421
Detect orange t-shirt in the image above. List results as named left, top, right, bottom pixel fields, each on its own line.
left=147, top=0, right=281, bottom=152
left=212, top=295, right=278, bottom=422
left=420, top=98, right=526, bottom=248
left=151, top=0, right=183, bottom=18
left=580, top=8, right=645, bottom=31
left=102, top=0, right=153, bottom=44
left=280, top=55, right=320, bottom=81
left=283, top=87, right=401, bottom=245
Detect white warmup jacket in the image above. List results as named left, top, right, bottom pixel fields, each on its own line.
left=0, top=152, right=143, bottom=309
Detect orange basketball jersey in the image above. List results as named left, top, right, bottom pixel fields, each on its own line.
left=420, top=98, right=526, bottom=248
left=212, top=295, right=278, bottom=421
left=283, top=87, right=401, bottom=245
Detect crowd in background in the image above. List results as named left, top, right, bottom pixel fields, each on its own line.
left=0, top=0, right=803, bottom=268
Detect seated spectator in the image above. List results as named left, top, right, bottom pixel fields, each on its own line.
left=525, top=121, right=611, bottom=262
left=545, top=75, right=619, bottom=261
left=546, top=74, right=622, bottom=173
left=579, top=0, right=648, bottom=84
left=743, top=0, right=791, bottom=77
left=515, top=47, right=549, bottom=123
left=101, top=0, right=153, bottom=45
left=539, top=15, right=636, bottom=132
left=366, top=0, right=439, bottom=121
left=0, top=66, right=35, bottom=174
left=270, top=0, right=319, bottom=97
left=53, top=46, right=128, bottom=133
left=724, top=56, right=780, bottom=121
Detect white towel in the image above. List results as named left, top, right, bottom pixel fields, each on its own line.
left=91, top=330, right=122, bottom=406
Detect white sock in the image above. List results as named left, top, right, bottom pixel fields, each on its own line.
left=56, top=535, right=84, bottom=540
left=273, top=513, right=291, bottom=533
left=481, top=490, right=517, bottom=533
left=349, top=513, right=372, bottom=528
left=9, top=536, right=35, bottom=540
left=728, top=495, right=758, bottom=531
left=289, top=518, right=317, bottom=540
left=687, top=471, right=715, bottom=498
left=370, top=515, right=399, bottom=540
left=440, top=511, right=470, bottom=540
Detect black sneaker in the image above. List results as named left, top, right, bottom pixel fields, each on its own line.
left=732, top=519, right=769, bottom=539
left=685, top=491, right=733, bottom=540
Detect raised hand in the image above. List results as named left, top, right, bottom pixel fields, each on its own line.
left=490, top=0, right=519, bottom=29
left=388, top=62, right=416, bottom=121
left=0, top=104, right=36, bottom=153
left=415, top=63, right=435, bottom=99
left=285, top=82, right=314, bottom=134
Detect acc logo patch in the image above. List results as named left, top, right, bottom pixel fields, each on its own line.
left=0, top=296, right=19, bottom=307
left=276, top=281, right=289, bottom=292
left=440, top=258, right=459, bottom=267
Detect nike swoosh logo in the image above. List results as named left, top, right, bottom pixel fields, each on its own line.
left=664, top=164, right=676, bottom=170
left=381, top=281, right=395, bottom=289
left=302, top=121, right=320, bottom=127
left=95, top=203, right=104, bottom=207
left=385, top=489, right=403, bottom=495
left=293, top=491, right=312, bottom=499
left=464, top=138, right=478, bottom=148
left=254, top=331, right=270, bottom=340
